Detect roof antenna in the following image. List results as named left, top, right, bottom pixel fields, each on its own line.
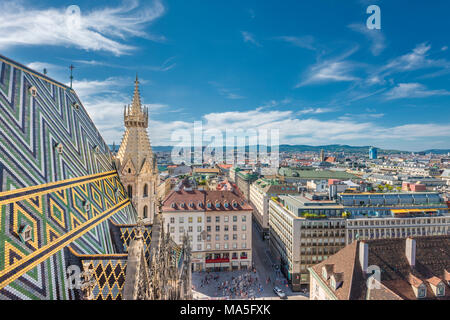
left=69, top=64, right=75, bottom=89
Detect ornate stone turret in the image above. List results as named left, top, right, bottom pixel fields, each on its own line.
left=116, top=75, right=159, bottom=223
left=124, top=75, right=148, bottom=127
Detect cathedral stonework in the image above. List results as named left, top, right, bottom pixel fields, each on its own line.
left=116, top=76, right=159, bottom=223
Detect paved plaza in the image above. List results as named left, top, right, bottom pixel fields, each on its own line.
left=191, top=220, right=309, bottom=300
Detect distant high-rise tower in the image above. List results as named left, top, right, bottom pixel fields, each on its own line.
left=369, top=147, right=378, bottom=160
left=320, top=149, right=325, bottom=162
left=115, top=75, right=159, bottom=223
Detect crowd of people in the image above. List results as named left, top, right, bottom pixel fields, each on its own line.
left=194, top=269, right=264, bottom=299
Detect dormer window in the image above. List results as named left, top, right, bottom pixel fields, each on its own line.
left=322, top=267, right=328, bottom=280
left=330, top=277, right=335, bottom=287
left=19, top=224, right=33, bottom=243
left=189, top=202, right=194, bottom=208
left=55, top=143, right=63, bottom=154
left=215, top=202, right=220, bottom=208
left=171, top=203, right=176, bottom=208
left=198, top=202, right=203, bottom=207
left=83, top=200, right=91, bottom=212
left=29, top=86, right=37, bottom=97
left=180, top=202, right=185, bottom=208
left=437, top=284, right=445, bottom=297
left=224, top=202, right=229, bottom=208
left=418, top=284, right=426, bottom=298
left=207, top=202, right=212, bottom=208
left=233, top=201, right=238, bottom=208
left=330, top=273, right=343, bottom=291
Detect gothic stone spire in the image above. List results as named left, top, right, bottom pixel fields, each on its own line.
left=131, top=74, right=142, bottom=115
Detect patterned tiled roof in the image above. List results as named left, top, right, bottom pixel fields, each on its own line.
left=0, top=55, right=137, bottom=300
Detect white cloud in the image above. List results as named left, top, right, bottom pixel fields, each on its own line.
left=348, top=23, right=386, bottom=56
left=384, top=83, right=450, bottom=100
left=70, top=77, right=129, bottom=97
left=296, top=46, right=360, bottom=87
left=209, top=82, right=245, bottom=100
left=275, top=36, right=316, bottom=51
left=241, top=31, right=261, bottom=47
left=26, top=62, right=64, bottom=75
left=126, top=108, right=450, bottom=148
left=296, top=107, right=335, bottom=115
left=0, top=0, right=165, bottom=55
left=297, top=61, right=360, bottom=87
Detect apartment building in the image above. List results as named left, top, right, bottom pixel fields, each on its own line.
left=269, top=196, right=347, bottom=291
left=162, top=187, right=253, bottom=272
left=249, top=178, right=298, bottom=238
left=268, top=192, right=450, bottom=291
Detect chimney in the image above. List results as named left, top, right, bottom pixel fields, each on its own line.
left=359, top=241, right=368, bottom=273
left=406, top=238, right=416, bottom=267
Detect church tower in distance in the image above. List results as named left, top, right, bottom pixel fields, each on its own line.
left=116, top=75, right=159, bottom=223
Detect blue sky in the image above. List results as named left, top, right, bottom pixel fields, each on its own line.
left=0, top=0, right=449, bottom=151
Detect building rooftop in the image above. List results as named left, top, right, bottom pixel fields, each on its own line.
left=162, top=188, right=252, bottom=212
left=279, top=167, right=358, bottom=180
left=310, top=236, right=450, bottom=300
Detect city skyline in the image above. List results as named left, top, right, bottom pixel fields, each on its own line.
left=1, top=0, right=449, bottom=151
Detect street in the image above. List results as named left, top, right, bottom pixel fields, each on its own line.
left=191, top=219, right=309, bottom=300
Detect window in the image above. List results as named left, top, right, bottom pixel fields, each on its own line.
left=143, top=206, right=148, bottom=219
left=224, top=235, right=229, bottom=241
left=224, top=243, right=229, bottom=249
left=215, top=235, right=220, bottom=241
left=224, top=216, right=229, bottom=222
left=418, top=286, right=426, bottom=298
left=127, top=185, right=133, bottom=198
left=143, top=184, right=148, bottom=197
left=242, top=216, right=246, bottom=222
left=437, top=284, right=445, bottom=296
left=242, top=234, right=246, bottom=240
left=197, top=244, right=202, bottom=250
left=207, top=226, right=211, bottom=232
left=170, top=227, right=175, bottom=233
left=197, top=226, right=202, bottom=232
left=233, top=225, right=237, bottom=231
left=224, top=225, right=229, bottom=231
left=216, top=226, right=220, bottom=232
left=216, top=216, right=220, bottom=223
left=207, top=216, right=211, bottom=223
left=215, top=244, right=220, bottom=250
left=197, top=235, right=202, bottom=241
left=233, top=216, right=237, bottom=222
left=197, top=217, right=202, bottom=223
left=242, top=225, right=246, bottom=231
left=179, top=217, right=184, bottom=223
left=188, top=226, right=193, bottom=232
left=206, top=244, right=211, bottom=249
left=242, top=243, right=246, bottom=249
left=170, top=217, right=175, bottom=224
left=188, top=217, right=193, bottom=223
left=233, top=234, right=237, bottom=240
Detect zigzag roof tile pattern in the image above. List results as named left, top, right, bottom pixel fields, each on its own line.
left=0, top=55, right=138, bottom=300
